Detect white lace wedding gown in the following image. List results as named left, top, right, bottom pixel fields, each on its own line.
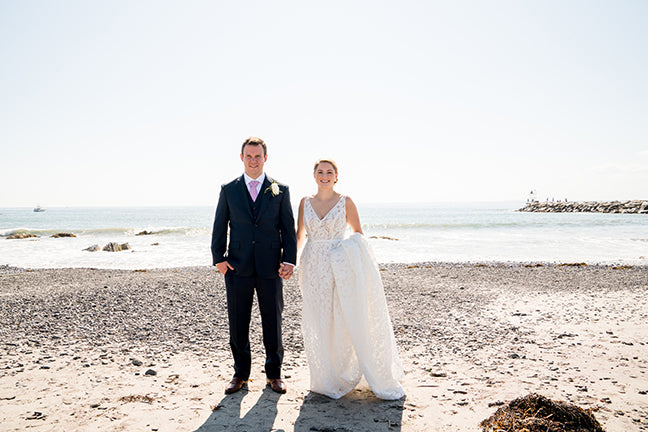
left=299, top=196, right=405, bottom=400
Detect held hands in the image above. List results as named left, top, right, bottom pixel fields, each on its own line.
left=216, top=261, right=293, bottom=280
left=279, top=263, right=294, bottom=280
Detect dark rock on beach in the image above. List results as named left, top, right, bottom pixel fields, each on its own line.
left=369, top=235, right=400, bottom=241
left=102, top=242, right=131, bottom=252
left=6, top=233, right=39, bottom=240
left=51, top=233, right=77, bottom=238
left=84, top=245, right=100, bottom=252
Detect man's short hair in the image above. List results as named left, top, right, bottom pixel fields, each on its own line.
left=241, top=137, right=267, bottom=156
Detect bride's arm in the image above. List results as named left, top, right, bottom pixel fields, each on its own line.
left=296, top=197, right=307, bottom=251
left=345, top=197, right=364, bottom=235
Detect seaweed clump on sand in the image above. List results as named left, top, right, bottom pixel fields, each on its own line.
left=480, top=393, right=605, bottom=432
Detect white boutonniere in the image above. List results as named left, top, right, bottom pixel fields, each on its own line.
left=265, top=181, right=282, bottom=197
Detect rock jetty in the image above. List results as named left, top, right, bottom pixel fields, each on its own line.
left=518, top=200, right=648, bottom=214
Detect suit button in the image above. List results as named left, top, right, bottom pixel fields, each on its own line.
left=252, top=241, right=256, bottom=244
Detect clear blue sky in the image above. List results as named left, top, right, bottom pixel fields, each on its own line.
left=1, top=0, right=647, bottom=207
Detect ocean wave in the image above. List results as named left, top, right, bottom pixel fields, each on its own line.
left=362, top=218, right=641, bottom=230
left=0, top=226, right=211, bottom=237
left=362, top=222, right=527, bottom=229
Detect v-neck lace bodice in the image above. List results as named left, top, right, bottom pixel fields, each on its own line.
left=304, top=195, right=347, bottom=242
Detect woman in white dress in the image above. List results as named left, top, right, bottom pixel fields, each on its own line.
left=296, top=159, right=405, bottom=400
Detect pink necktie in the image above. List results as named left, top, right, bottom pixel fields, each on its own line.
left=249, top=180, right=259, bottom=201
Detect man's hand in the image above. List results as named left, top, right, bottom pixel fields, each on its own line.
left=216, top=261, right=234, bottom=275
left=278, top=263, right=294, bottom=280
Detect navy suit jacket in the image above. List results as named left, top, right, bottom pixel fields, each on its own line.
left=211, top=175, right=297, bottom=279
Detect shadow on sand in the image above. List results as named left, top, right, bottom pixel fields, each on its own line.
left=194, top=386, right=404, bottom=432
left=293, top=389, right=405, bottom=432
left=194, top=385, right=283, bottom=432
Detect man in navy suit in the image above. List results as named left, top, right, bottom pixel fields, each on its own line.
left=211, top=137, right=297, bottom=394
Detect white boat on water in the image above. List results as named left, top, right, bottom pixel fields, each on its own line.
left=33, top=205, right=46, bottom=212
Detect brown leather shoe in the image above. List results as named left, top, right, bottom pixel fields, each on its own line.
left=224, top=377, right=247, bottom=394
left=266, top=378, right=287, bottom=394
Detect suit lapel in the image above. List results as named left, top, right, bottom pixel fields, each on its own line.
left=256, top=176, right=273, bottom=222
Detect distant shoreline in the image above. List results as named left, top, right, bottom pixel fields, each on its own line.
left=2, top=260, right=647, bottom=275
left=518, top=200, right=648, bottom=214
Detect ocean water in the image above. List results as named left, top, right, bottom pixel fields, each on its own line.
left=0, top=203, right=646, bottom=269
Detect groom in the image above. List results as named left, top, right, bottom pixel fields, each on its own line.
left=211, top=137, right=297, bottom=395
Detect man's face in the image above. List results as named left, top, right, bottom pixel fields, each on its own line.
left=241, top=144, right=267, bottom=179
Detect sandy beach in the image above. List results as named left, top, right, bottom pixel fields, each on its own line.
left=1, top=263, right=646, bottom=431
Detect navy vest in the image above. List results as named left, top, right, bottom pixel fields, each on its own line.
left=246, top=186, right=261, bottom=219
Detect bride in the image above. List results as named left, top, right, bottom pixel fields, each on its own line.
left=296, top=159, right=405, bottom=400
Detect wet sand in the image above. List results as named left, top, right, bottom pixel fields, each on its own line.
left=1, top=263, right=647, bottom=431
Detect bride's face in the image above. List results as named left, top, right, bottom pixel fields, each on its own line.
left=314, top=162, right=337, bottom=188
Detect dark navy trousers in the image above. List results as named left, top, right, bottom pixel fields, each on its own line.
left=225, top=272, right=284, bottom=380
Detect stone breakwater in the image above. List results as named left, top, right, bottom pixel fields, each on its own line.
left=518, top=200, right=648, bottom=214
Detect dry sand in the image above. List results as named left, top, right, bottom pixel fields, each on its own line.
left=0, top=263, right=646, bottom=431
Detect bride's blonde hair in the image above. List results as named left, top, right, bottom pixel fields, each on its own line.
left=313, top=159, right=338, bottom=174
